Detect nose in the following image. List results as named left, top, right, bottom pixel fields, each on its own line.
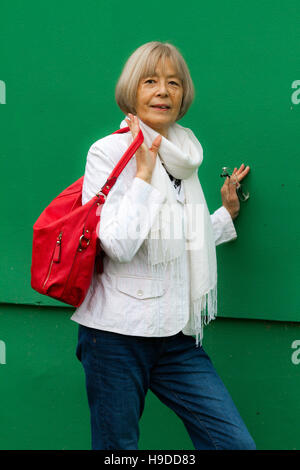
left=156, top=80, right=169, bottom=96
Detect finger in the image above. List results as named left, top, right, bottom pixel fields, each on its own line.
left=125, top=115, right=133, bottom=128
left=235, top=163, right=250, bottom=177
left=234, top=163, right=245, bottom=174
left=149, top=135, right=162, bottom=154
left=223, top=176, right=237, bottom=199
left=232, top=168, right=239, bottom=182
left=229, top=182, right=240, bottom=199
left=224, top=168, right=240, bottom=195
left=228, top=173, right=240, bottom=191
left=126, top=114, right=139, bottom=138
left=236, top=165, right=250, bottom=182
left=125, top=119, right=136, bottom=139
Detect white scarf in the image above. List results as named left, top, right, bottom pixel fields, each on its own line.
left=120, top=116, right=217, bottom=347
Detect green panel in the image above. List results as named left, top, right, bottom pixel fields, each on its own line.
left=1, top=304, right=300, bottom=450
left=0, top=0, right=299, bottom=322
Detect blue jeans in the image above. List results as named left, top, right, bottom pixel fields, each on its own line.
left=75, top=324, right=256, bottom=450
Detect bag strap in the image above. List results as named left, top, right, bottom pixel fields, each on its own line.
left=95, top=126, right=144, bottom=199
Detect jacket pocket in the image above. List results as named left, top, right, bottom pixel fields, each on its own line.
left=116, top=275, right=165, bottom=299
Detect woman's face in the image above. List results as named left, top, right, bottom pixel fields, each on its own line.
left=135, top=57, right=183, bottom=138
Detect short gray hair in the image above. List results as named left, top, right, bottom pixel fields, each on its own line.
left=115, top=41, right=195, bottom=121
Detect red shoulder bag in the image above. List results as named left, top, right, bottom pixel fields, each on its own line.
left=30, top=126, right=144, bottom=307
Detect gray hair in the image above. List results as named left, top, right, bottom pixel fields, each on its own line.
left=115, top=41, right=195, bottom=121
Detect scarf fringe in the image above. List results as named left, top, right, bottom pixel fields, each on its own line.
left=146, top=232, right=217, bottom=348
left=191, top=284, right=218, bottom=348
left=129, top=116, right=218, bottom=349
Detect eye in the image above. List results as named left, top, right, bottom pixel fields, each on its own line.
left=145, top=79, right=155, bottom=84
left=170, top=81, right=179, bottom=85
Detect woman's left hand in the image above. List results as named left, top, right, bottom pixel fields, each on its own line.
left=221, top=164, right=250, bottom=220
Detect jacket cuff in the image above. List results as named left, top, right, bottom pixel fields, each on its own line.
left=133, top=176, right=166, bottom=205
left=219, top=205, right=237, bottom=239
left=212, top=206, right=238, bottom=245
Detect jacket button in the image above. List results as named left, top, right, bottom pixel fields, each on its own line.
left=137, top=290, right=143, bottom=297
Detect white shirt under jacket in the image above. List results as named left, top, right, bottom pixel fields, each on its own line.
left=71, top=123, right=238, bottom=338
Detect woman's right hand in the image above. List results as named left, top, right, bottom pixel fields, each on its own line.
left=125, top=113, right=162, bottom=183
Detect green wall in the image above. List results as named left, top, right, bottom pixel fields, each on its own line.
left=0, top=0, right=299, bottom=450
left=1, top=305, right=300, bottom=450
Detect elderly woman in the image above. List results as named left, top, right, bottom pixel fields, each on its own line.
left=72, top=41, right=255, bottom=451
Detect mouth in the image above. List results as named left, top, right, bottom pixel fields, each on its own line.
left=150, top=105, right=171, bottom=111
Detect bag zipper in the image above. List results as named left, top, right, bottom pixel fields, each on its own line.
left=43, top=231, right=63, bottom=289
left=61, top=199, right=100, bottom=298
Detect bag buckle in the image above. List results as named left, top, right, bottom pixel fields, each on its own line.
left=96, top=191, right=107, bottom=200
left=78, top=234, right=90, bottom=251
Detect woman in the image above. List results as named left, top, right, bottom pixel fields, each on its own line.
left=72, top=41, right=255, bottom=450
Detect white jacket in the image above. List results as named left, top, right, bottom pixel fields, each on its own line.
left=71, top=126, right=237, bottom=338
